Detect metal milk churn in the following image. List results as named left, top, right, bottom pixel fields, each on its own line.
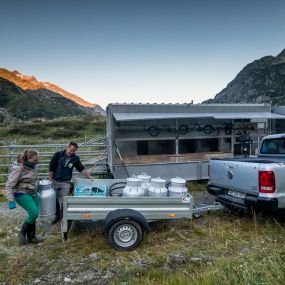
left=122, top=176, right=144, bottom=197
left=137, top=173, right=151, bottom=196
left=38, top=179, right=56, bottom=217
left=148, top=177, right=168, bottom=197
left=168, top=177, right=188, bottom=197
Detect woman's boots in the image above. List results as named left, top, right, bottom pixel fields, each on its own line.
left=18, top=222, right=30, bottom=245
left=18, top=222, right=43, bottom=245
left=27, top=222, right=43, bottom=244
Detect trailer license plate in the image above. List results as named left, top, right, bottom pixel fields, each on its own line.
left=228, top=190, right=245, bottom=199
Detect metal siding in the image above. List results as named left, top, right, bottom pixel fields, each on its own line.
left=114, top=161, right=206, bottom=180
left=64, top=195, right=193, bottom=222
left=113, top=112, right=285, bottom=121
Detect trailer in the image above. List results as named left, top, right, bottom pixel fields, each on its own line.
left=106, top=103, right=281, bottom=180
left=61, top=179, right=222, bottom=251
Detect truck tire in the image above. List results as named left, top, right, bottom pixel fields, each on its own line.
left=108, top=220, right=143, bottom=251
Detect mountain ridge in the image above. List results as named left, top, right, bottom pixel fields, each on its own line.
left=0, top=68, right=96, bottom=108
left=0, top=68, right=105, bottom=123
left=203, top=48, right=285, bottom=105
left=0, top=77, right=87, bottom=122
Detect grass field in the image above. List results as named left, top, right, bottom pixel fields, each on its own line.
left=1, top=191, right=285, bottom=285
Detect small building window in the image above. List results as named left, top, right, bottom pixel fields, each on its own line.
left=137, top=140, right=175, bottom=155
left=179, top=139, right=219, bottom=154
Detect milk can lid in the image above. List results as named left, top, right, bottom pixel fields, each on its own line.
left=151, top=177, right=166, bottom=183
left=171, top=177, right=186, bottom=184
left=39, top=179, right=52, bottom=186
left=137, top=173, right=151, bottom=180
left=126, top=177, right=142, bottom=183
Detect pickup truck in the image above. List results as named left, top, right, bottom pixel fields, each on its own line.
left=208, top=134, right=285, bottom=212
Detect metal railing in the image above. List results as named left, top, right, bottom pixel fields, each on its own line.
left=0, top=137, right=108, bottom=186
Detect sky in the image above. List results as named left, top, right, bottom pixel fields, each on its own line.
left=1, top=0, right=285, bottom=108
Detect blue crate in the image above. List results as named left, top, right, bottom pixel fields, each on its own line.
left=74, top=184, right=107, bottom=197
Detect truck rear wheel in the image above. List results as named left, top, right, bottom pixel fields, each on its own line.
left=108, top=220, right=143, bottom=251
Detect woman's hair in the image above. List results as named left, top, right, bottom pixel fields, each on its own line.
left=21, top=149, right=39, bottom=162
left=16, top=154, right=23, bottom=163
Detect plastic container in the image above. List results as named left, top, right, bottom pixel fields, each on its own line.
left=74, top=184, right=107, bottom=197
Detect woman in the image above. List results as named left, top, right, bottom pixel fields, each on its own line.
left=5, top=149, right=42, bottom=245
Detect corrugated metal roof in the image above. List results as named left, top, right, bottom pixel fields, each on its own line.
left=213, top=112, right=285, bottom=119
left=113, top=112, right=285, bottom=121
left=113, top=113, right=211, bottom=121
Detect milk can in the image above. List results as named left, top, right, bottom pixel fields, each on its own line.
left=122, top=176, right=144, bottom=197
left=37, top=179, right=56, bottom=217
left=148, top=177, right=168, bottom=197
left=137, top=173, right=151, bottom=196
left=168, top=177, right=188, bottom=197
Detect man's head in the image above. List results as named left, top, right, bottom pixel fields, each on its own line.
left=66, top=141, right=78, bottom=157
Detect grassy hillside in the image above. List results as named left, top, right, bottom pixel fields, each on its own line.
left=0, top=77, right=86, bottom=121
left=0, top=115, right=106, bottom=144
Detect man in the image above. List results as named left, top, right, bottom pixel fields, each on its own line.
left=48, top=141, right=93, bottom=223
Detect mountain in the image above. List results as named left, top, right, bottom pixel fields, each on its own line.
left=0, top=68, right=105, bottom=122
left=203, top=49, right=285, bottom=105
left=0, top=77, right=87, bottom=120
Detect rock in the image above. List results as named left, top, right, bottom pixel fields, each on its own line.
left=167, top=237, right=176, bottom=241
left=196, top=253, right=213, bottom=262
left=239, top=247, right=251, bottom=255
left=89, top=252, right=98, bottom=259
left=102, top=270, right=115, bottom=281
left=167, top=252, right=188, bottom=264
left=164, top=252, right=188, bottom=270
left=64, top=277, right=71, bottom=282
left=189, top=253, right=213, bottom=263
left=190, top=257, right=203, bottom=262
left=207, top=262, right=213, bottom=265
left=133, top=258, right=149, bottom=268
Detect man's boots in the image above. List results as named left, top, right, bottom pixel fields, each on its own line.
left=52, top=199, right=61, bottom=225
left=51, top=215, right=60, bottom=225
left=27, top=222, right=43, bottom=244
left=18, top=222, right=29, bottom=245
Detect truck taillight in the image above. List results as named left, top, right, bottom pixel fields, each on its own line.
left=259, top=171, right=276, bottom=193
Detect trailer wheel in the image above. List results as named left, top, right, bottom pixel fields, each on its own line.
left=108, top=220, right=143, bottom=251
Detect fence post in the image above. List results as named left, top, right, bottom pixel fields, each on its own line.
left=8, top=140, right=16, bottom=170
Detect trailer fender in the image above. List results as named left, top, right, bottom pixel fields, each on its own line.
left=103, top=209, right=150, bottom=233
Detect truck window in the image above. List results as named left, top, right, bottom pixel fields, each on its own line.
left=260, top=138, right=285, bottom=154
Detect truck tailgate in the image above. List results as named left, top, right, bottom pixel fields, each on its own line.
left=209, top=159, right=260, bottom=195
